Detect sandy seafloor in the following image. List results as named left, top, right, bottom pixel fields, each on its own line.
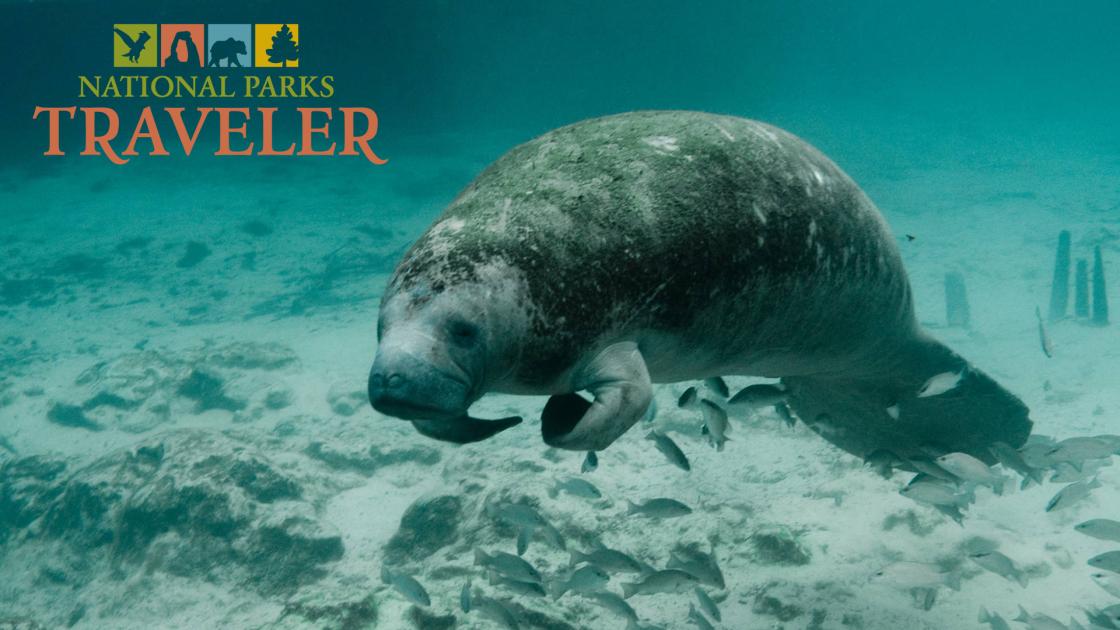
left=1, top=124, right=1119, bottom=630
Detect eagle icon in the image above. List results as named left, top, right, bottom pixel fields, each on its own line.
left=113, top=27, right=152, bottom=63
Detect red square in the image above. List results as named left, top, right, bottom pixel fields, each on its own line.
left=161, top=24, right=205, bottom=67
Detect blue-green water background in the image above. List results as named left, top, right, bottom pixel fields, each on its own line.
left=2, top=3, right=1120, bottom=628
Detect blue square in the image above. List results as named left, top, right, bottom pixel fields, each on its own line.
left=207, top=24, right=251, bottom=68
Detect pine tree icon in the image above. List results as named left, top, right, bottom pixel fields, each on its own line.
left=266, top=24, right=300, bottom=67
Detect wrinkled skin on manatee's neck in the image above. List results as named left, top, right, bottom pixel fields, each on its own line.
left=387, top=111, right=915, bottom=390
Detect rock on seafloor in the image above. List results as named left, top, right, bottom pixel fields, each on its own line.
left=0, top=430, right=355, bottom=626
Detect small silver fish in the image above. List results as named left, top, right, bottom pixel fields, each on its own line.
left=774, top=401, right=796, bottom=427
left=687, top=603, right=715, bottom=630
left=582, top=450, right=598, bottom=473
left=917, top=369, right=965, bottom=398
left=474, top=549, right=543, bottom=584
left=934, top=503, right=966, bottom=526
left=870, top=561, right=960, bottom=591
left=621, top=569, right=699, bottom=598
left=678, top=386, right=699, bottom=410
left=667, top=549, right=725, bottom=589
left=1093, top=434, right=1120, bottom=450
left=646, top=431, right=690, bottom=471
left=1018, top=435, right=1060, bottom=467
left=553, top=477, right=602, bottom=499
left=699, top=399, right=730, bottom=451
left=580, top=591, right=638, bottom=623
left=552, top=564, right=609, bottom=598
left=570, top=547, right=644, bottom=574
left=380, top=566, right=431, bottom=606
left=900, top=477, right=972, bottom=508
left=1089, top=550, right=1120, bottom=575
left=703, top=376, right=729, bottom=398
left=472, top=595, right=520, bottom=629
left=978, top=607, right=1012, bottom=630
left=1091, top=571, right=1120, bottom=598
left=969, top=551, right=1029, bottom=588
left=1050, top=461, right=1103, bottom=483
left=906, top=457, right=959, bottom=483
left=695, top=587, right=721, bottom=622
left=491, top=503, right=565, bottom=553
left=1076, top=519, right=1120, bottom=543
left=805, top=413, right=846, bottom=440
left=1047, top=436, right=1119, bottom=465
left=989, top=441, right=1043, bottom=486
left=1086, top=606, right=1120, bottom=629
left=936, top=452, right=1005, bottom=494
left=492, top=503, right=549, bottom=530
left=460, top=581, right=472, bottom=612
left=627, top=498, right=692, bottom=518
left=1045, top=477, right=1102, bottom=512
left=729, top=383, right=787, bottom=408
left=865, top=449, right=903, bottom=479
left=488, top=570, right=546, bottom=597
left=515, top=528, right=531, bottom=556
left=1014, top=606, right=1066, bottom=630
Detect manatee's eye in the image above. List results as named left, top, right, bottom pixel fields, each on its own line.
left=447, top=319, right=480, bottom=348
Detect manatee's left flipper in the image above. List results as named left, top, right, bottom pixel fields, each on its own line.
left=411, top=415, right=522, bottom=444
left=541, top=341, right=652, bottom=451
left=784, top=334, right=1031, bottom=464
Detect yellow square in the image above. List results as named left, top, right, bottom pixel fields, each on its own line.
left=255, top=24, right=300, bottom=68
left=113, top=24, right=157, bottom=67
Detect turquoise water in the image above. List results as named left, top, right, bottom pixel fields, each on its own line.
left=2, top=2, right=1119, bottom=629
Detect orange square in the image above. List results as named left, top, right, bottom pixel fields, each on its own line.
left=161, top=24, right=205, bottom=67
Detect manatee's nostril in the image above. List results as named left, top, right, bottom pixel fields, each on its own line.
left=387, top=373, right=404, bottom=388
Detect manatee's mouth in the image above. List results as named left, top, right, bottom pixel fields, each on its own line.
left=372, top=394, right=522, bottom=444
left=371, top=396, right=457, bottom=422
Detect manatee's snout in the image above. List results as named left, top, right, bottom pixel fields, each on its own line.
left=368, top=352, right=470, bottom=421
left=370, top=291, right=525, bottom=444
left=368, top=346, right=523, bottom=445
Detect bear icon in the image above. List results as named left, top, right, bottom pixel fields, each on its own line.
left=209, top=37, right=247, bottom=67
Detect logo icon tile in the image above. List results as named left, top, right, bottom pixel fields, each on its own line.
left=207, top=24, right=252, bottom=68
left=255, top=24, right=300, bottom=68
left=113, top=24, right=157, bottom=67
left=161, top=24, right=205, bottom=68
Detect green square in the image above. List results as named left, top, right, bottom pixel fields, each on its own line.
left=114, top=24, right=157, bottom=67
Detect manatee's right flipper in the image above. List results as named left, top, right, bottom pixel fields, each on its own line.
left=540, top=342, right=652, bottom=452
left=783, top=334, right=1031, bottom=463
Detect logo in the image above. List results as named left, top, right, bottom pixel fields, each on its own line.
left=112, top=24, right=299, bottom=69
left=208, top=24, right=252, bottom=68
left=160, top=24, right=205, bottom=68
left=255, top=24, right=299, bottom=68
left=113, top=24, right=156, bottom=67
left=33, top=22, right=384, bottom=165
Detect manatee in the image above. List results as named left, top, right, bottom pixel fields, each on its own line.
left=368, top=111, right=1032, bottom=460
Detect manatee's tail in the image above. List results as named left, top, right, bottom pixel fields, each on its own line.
left=782, top=334, right=1031, bottom=464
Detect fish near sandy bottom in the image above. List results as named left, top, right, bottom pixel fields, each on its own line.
left=368, top=110, right=1031, bottom=467
left=1077, top=519, right=1120, bottom=543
